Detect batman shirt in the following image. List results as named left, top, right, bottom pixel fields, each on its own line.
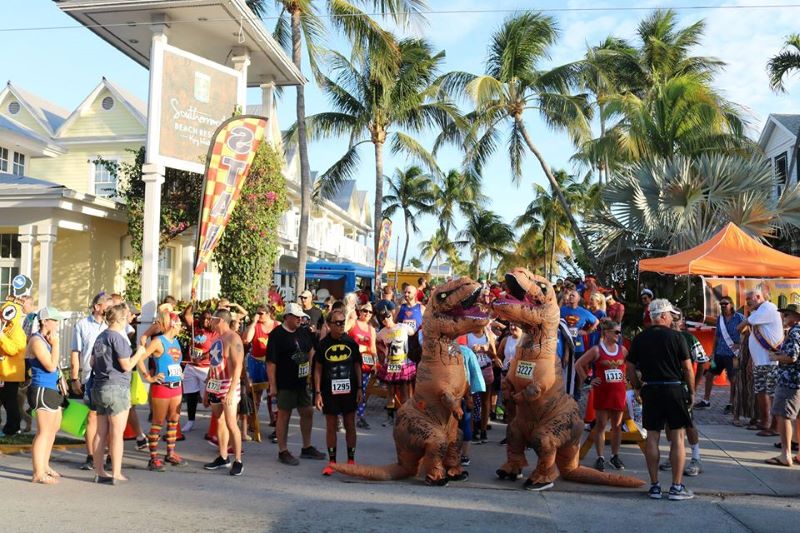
left=315, top=333, right=362, bottom=400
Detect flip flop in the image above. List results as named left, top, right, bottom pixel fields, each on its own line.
left=757, top=430, right=779, bottom=437
left=764, top=457, right=792, bottom=467
left=31, top=474, right=59, bottom=484
left=746, top=425, right=763, bottom=431
left=732, top=420, right=744, bottom=427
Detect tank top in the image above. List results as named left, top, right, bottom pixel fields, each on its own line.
left=596, top=341, right=626, bottom=388
left=349, top=320, right=375, bottom=367
left=29, top=333, right=58, bottom=390
left=206, top=338, right=236, bottom=396
left=155, top=335, right=183, bottom=384
left=251, top=321, right=275, bottom=359
left=467, top=332, right=492, bottom=368
left=190, top=327, right=218, bottom=367
left=503, top=335, right=519, bottom=371
left=398, top=303, right=423, bottom=333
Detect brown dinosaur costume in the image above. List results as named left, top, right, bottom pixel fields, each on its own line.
left=493, top=268, right=644, bottom=491
left=331, top=277, right=489, bottom=485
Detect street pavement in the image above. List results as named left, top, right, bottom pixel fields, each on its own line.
left=1, top=386, right=798, bottom=532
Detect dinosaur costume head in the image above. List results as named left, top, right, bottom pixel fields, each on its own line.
left=492, top=268, right=557, bottom=327
left=423, top=277, right=489, bottom=339
left=0, top=296, right=28, bottom=382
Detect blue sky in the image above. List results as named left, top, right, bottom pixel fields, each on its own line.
left=2, top=0, right=799, bottom=269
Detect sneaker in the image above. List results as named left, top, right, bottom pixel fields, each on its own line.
left=164, top=453, right=188, bottom=467
left=79, top=455, right=94, bottom=471
left=668, top=484, right=694, bottom=501
left=147, top=458, right=166, bottom=472
left=472, top=434, right=481, bottom=444
left=300, top=446, right=326, bottom=460
left=203, top=456, right=231, bottom=470
left=480, top=430, right=488, bottom=444
left=594, top=456, right=605, bottom=472
left=659, top=459, right=672, bottom=471
left=104, top=455, right=112, bottom=469
left=382, top=416, right=394, bottom=427
left=648, top=483, right=662, bottom=500
left=322, top=463, right=335, bottom=476
left=243, top=434, right=253, bottom=442
left=357, top=417, right=371, bottom=429
left=693, top=399, right=711, bottom=410
left=136, top=437, right=148, bottom=452
left=684, top=458, right=702, bottom=477
left=723, top=404, right=733, bottom=415
left=182, top=420, right=194, bottom=433
left=460, top=455, right=471, bottom=466
left=499, top=438, right=507, bottom=446
left=278, top=450, right=300, bottom=466
left=610, top=454, right=625, bottom=470
left=269, top=430, right=277, bottom=444
left=229, top=461, right=244, bottom=476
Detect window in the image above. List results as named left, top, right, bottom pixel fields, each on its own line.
left=0, top=233, right=21, bottom=301
left=12, top=152, right=24, bottom=176
left=157, top=247, right=173, bottom=303
left=93, top=159, right=118, bottom=197
left=776, top=153, right=788, bottom=197
left=0, top=147, right=7, bottom=173
left=101, top=96, right=115, bottom=110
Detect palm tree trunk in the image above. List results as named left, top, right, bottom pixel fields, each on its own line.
left=515, top=117, right=601, bottom=275
left=425, top=249, right=440, bottom=273
left=401, top=214, right=411, bottom=271
left=550, top=225, right=556, bottom=280
left=291, top=7, right=311, bottom=296
left=374, top=140, right=385, bottom=263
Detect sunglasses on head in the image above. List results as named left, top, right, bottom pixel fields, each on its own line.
left=331, top=320, right=346, bottom=326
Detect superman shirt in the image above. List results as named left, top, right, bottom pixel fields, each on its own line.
left=560, top=306, right=598, bottom=355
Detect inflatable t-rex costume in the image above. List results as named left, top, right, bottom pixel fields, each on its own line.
left=493, top=268, right=644, bottom=491
left=332, top=277, right=489, bottom=485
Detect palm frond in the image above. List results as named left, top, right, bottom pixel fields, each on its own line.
left=314, top=145, right=362, bottom=200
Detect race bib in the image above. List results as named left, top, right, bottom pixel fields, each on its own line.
left=331, top=379, right=351, bottom=395
left=167, top=364, right=182, bottom=378
left=516, top=361, right=535, bottom=379
left=298, top=362, right=310, bottom=378
left=403, top=320, right=417, bottom=331
left=569, top=327, right=578, bottom=338
left=387, top=363, right=402, bottom=374
left=206, top=379, right=221, bottom=393
left=604, top=369, right=624, bottom=383
left=477, top=354, right=492, bottom=368
left=191, top=348, right=205, bottom=361
left=362, top=354, right=375, bottom=366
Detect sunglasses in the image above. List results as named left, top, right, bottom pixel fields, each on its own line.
left=720, top=302, right=730, bottom=306
left=299, top=296, right=309, bottom=300
left=360, top=310, right=373, bottom=314
left=331, top=320, right=346, bottom=326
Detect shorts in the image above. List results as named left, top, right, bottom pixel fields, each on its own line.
left=640, top=384, right=693, bottom=431
left=277, top=386, right=312, bottom=411
left=247, top=355, right=268, bottom=384
left=90, top=384, right=131, bottom=416
left=28, top=385, right=64, bottom=413
left=481, top=365, right=495, bottom=387
left=492, top=366, right=502, bottom=393
left=207, top=387, right=242, bottom=405
left=771, top=385, right=800, bottom=420
left=706, top=355, right=737, bottom=378
left=320, top=392, right=357, bottom=416
left=150, top=382, right=183, bottom=399
left=182, top=365, right=209, bottom=395
left=753, top=365, right=777, bottom=395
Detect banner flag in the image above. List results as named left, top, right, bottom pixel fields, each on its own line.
left=374, top=218, right=393, bottom=291
left=702, top=277, right=800, bottom=321
left=192, top=115, right=268, bottom=294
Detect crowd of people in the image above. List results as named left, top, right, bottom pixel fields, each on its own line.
left=2, top=273, right=799, bottom=500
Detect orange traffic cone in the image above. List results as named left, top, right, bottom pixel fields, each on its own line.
left=205, top=412, right=219, bottom=441
left=123, top=420, right=137, bottom=441
left=583, top=388, right=596, bottom=424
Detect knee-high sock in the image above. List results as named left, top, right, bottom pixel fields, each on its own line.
left=166, top=420, right=178, bottom=456
left=357, top=373, right=370, bottom=417
left=148, top=424, right=162, bottom=459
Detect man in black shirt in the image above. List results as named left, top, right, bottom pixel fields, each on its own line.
left=627, top=298, right=695, bottom=501
left=314, top=309, right=362, bottom=475
left=267, top=303, right=326, bottom=465
left=299, top=290, right=323, bottom=333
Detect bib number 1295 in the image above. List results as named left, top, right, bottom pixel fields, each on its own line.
left=331, top=379, right=351, bottom=395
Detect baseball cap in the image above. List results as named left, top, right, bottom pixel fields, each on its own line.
left=38, top=306, right=67, bottom=321
left=779, top=303, right=800, bottom=315
left=648, top=298, right=680, bottom=316
left=299, top=290, right=313, bottom=300
left=640, top=288, right=654, bottom=298
left=284, top=302, right=310, bottom=318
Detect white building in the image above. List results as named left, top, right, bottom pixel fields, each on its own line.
left=758, top=113, right=800, bottom=195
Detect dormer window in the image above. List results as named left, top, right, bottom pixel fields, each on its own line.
left=7, top=101, right=20, bottom=115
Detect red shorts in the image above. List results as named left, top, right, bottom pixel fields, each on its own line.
left=151, top=383, right=183, bottom=399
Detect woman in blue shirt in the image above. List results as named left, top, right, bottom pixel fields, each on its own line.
left=26, top=306, right=67, bottom=484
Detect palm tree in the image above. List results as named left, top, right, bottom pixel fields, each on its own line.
left=419, top=227, right=457, bottom=273
left=382, top=166, right=435, bottom=270
left=456, top=209, right=514, bottom=279
left=441, top=11, right=599, bottom=274
left=768, top=34, right=800, bottom=92
left=295, top=37, right=461, bottom=256
left=407, top=257, right=423, bottom=270
left=264, top=0, right=425, bottom=295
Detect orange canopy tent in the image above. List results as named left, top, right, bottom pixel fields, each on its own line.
left=638, top=222, right=800, bottom=277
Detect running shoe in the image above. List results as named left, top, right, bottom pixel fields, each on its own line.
left=668, top=484, right=694, bottom=501
left=648, top=483, right=662, bottom=500
left=181, top=420, right=194, bottom=433
left=723, top=404, right=733, bottom=415
left=659, top=459, right=672, bottom=471
left=356, top=417, right=371, bottom=429
left=136, top=437, right=148, bottom=452
left=278, top=450, right=300, bottom=466
left=523, top=480, right=554, bottom=491
left=610, top=454, right=625, bottom=470
left=269, top=430, right=277, bottom=444
left=203, top=456, right=231, bottom=470
left=460, top=456, right=471, bottom=466
left=684, top=458, right=702, bottom=477
left=693, top=399, right=711, bottom=410
left=148, top=458, right=166, bottom=472
left=79, top=455, right=94, bottom=471
left=499, top=438, right=507, bottom=445
left=480, top=430, right=488, bottom=444
left=165, top=453, right=188, bottom=467
left=300, top=446, right=326, bottom=460
left=322, top=463, right=335, bottom=476
left=229, top=461, right=244, bottom=476
left=594, top=456, right=605, bottom=471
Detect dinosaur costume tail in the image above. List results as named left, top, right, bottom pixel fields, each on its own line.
left=329, top=462, right=414, bottom=481
left=561, top=466, right=645, bottom=488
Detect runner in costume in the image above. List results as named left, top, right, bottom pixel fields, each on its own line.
left=182, top=310, right=217, bottom=433
left=376, top=310, right=416, bottom=426
left=576, top=319, right=629, bottom=471
left=395, top=285, right=424, bottom=364
left=349, top=302, right=377, bottom=429
left=137, top=311, right=186, bottom=471
left=203, top=309, right=245, bottom=476
left=315, top=309, right=362, bottom=476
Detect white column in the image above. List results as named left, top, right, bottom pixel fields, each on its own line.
left=181, top=243, right=194, bottom=301
left=17, top=224, right=36, bottom=279
left=231, top=47, right=251, bottom=110
left=36, top=224, right=57, bottom=307
left=260, top=81, right=275, bottom=143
